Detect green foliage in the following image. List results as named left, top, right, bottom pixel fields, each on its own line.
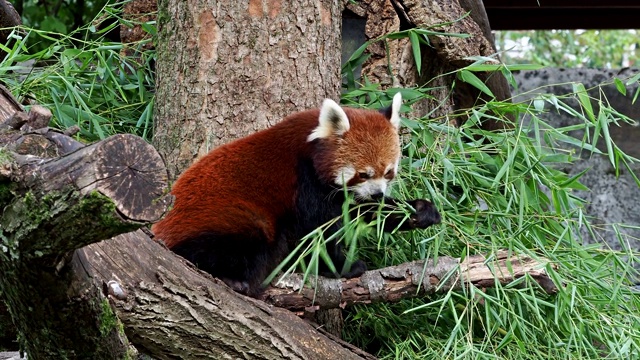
left=279, top=30, right=640, bottom=359
left=1, top=3, right=155, bottom=141
left=495, top=30, right=640, bottom=68
left=344, top=86, right=640, bottom=358
left=16, top=0, right=113, bottom=52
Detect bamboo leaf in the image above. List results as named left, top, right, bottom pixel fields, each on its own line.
left=614, top=77, right=627, bottom=96
left=573, top=83, right=595, bottom=122
left=409, top=30, right=422, bottom=74
left=458, top=70, right=494, bottom=97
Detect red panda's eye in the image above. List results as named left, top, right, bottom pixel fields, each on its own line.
left=384, top=170, right=394, bottom=179
left=359, top=172, right=371, bottom=180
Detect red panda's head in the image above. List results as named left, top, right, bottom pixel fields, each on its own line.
left=308, top=93, right=403, bottom=200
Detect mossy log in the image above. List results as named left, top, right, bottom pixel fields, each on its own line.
left=0, top=129, right=169, bottom=358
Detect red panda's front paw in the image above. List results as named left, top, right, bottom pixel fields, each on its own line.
left=407, top=199, right=441, bottom=229
left=221, top=277, right=252, bottom=295
left=341, top=259, right=367, bottom=278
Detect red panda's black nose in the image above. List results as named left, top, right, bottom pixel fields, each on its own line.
left=371, top=192, right=384, bottom=200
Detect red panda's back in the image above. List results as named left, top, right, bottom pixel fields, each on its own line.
left=152, top=109, right=320, bottom=248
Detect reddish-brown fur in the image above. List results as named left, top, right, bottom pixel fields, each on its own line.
left=153, top=107, right=399, bottom=248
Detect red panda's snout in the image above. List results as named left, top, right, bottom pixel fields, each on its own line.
left=351, top=177, right=390, bottom=200
left=332, top=163, right=398, bottom=200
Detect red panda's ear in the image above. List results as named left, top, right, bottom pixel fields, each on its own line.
left=379, top=92, right=402, bottom=130
left=307, top=99, right=350, bottom=142
left=389, top=92, right=402, bottom=129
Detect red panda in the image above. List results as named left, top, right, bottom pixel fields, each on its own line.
left=152, top=93, right=441, bottom=296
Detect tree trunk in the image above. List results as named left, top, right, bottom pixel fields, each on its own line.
left=154, top=0, right=343, bottom=179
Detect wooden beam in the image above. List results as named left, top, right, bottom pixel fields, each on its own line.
left=483, top=0, right=640, bottom=30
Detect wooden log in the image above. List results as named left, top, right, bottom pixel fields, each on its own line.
left=0, top=84, right=22, bottom=126
left=82, top=230, right=374, bottom=360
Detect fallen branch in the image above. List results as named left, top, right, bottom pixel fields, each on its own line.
left=83, top=230, right=375, bottom=360
left=261, top=251, right=557, bottom=313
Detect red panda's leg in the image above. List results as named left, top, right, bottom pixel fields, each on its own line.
left=170, top=230, right=283, bottom=297
left=295, top=158, right=367, bottom=279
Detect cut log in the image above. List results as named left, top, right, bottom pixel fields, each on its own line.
left=0, top=131, right=169, bottom=358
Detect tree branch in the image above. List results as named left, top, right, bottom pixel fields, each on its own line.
left=261, top=251, right=557, bottom=313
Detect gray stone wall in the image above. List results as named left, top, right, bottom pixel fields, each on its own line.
left=513, top=68, right=640, bottom=273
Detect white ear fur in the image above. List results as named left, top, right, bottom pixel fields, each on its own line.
left=389, top=92, right=402, bottom=129
left=307, top=99, right=350, bottom=142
